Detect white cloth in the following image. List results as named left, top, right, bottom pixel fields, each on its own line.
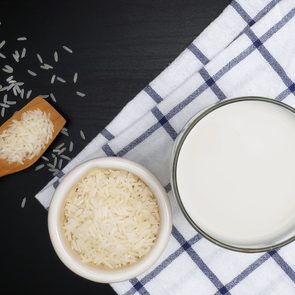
left=36, top=0, right=295, bottom=294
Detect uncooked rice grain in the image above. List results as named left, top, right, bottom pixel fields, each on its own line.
left=80, top=130, right=85, bottom=140
left=60, top=154, right=71, bottom=161
left=53, top=157, right=57, bottom=167
left=61, top=128, right=69, bottom=136
left=76, top=91, right=86, bottom=97
left=35, top=164, right=45, bottom=171
left=3, top=65, right=13, bottom=73
left=54, top=51, right=58, bottom=62
left=27, top=69, right=37, bottom=76
left=21, top=48, right=26, bottom=58
left=21, top=197, right=26, bottom=208
left=36, top=53, right=43, bottom=63
left=50, top=93, right=56, bottom=102
left=73, top=72, right=78, bottom=83
left=55, top=143, right=65, bottom=149
left=63, top=168, right=160, bottom=269
left=56, top=76, right=66, bottom=83
left=6, top=100, right=16, bottom=105
left=0, top=40, right=5, bottom=49
left=57, top=147, right=66, bottom=155
left=17, top=37, right=27, bottom=41
left=44, top=63, right=53, bottom=69
left=0, top=109, right=53, bottom=163
left=26, top=90, right=32, bottom=99
left=50, top=75, right=56, bottom=84
left=69, top=141, right=74, bottom=152
left=42, top=156, right=49, bottom=161
left=47, top=163, right=55, bottom=169
left=62, top=45, right=73, bottom=53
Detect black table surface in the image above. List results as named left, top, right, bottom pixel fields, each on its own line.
left=1, top=1, right=230, bottom=294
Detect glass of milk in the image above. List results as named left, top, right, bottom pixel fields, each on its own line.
left=171, top=97, right=295, bottom=252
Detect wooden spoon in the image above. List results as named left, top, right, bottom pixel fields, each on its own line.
left=0, top=96, right=66, bottom=177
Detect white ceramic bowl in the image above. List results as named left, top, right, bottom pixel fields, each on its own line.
left=48, top=157, right=172, bottom=283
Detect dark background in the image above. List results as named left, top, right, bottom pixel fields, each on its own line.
left=1, top=1, right=230, bottom=294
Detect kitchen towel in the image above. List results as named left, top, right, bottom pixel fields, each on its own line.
left=36, top=0, right=295, bottom=294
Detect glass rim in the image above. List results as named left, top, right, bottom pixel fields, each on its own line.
left=171, top=96, right=295, bottom=253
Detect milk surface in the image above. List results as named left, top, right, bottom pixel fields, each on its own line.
left=176, top=100, right=295, bottom=246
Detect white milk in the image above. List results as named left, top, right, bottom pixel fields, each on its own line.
left=176, top=100, right=295, bottom=247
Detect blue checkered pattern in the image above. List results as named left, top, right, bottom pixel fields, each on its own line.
left=36, top=0, right=295, bottom=293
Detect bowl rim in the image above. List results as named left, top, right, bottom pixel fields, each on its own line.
left=48, top=157, right=172, bottom=283
left=171, top=96, right=295, bottom=253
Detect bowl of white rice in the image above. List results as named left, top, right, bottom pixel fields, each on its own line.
left=48, top=157, right=172, bottom=283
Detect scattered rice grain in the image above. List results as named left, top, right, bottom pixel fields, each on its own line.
left=58, top=159, right=63, bottom=170
left=54, top=51, right=58, bottom=62
left=3, top=65, right=13, bottom=73
left=14, top=84, right=21, bottom=94
left=47, top=163, right=55, bottom=169
left=26, top=89, right=32, bottom=99
left=62, top=45, right=73, bottom=53
left=12, top=53, right=19, bottom=62
left=55, top=143, right=65, bottom=149
left=21, top=48, right=26, bottom=58
left=6, top=100, right=16, bottom=105
left=69, top=141, right=74, bottom=152
left=73, top=72, right=78, bottom=83
left=35, top=164, right=45, bottom=171
left=21, top=197, right=26, bottom=208
left=27, top=69, right=37, bottom=76
left=6, top=84, right=14, bottom=91
left=60, top=154, right=71, bottom=161
left=36, top=54, right=43, bottom=63
left=50, top=93, right=56, bottom=102
left=57, top=147, right=66, bottom=155
left=61, top=127, right=69, bottom=136
left=44, top=63, right=53, bottom=69
left=17, top=37, right=27, bottom=41
left=50, top=74, right=56, bottom=84
left=0, top=53, right=6, bottom=59
left=53, top=169, right=61, bottom=176
left=56, top=76, right=66, bottom=83
left=42, top=156, right=49, bottom=161
left=0, top=40, right=5, bottom=49
left=76, top=91, right=86, bottom=97
left=1, top=107, right=5, bottom=117
left=80, top=130, right=86, bottom=140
